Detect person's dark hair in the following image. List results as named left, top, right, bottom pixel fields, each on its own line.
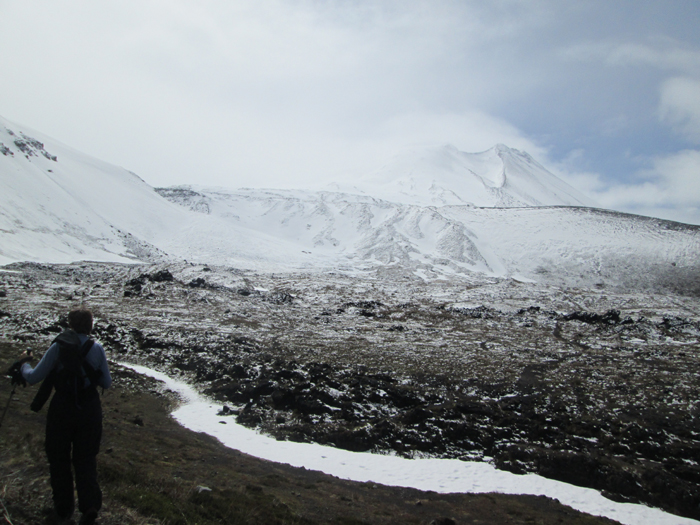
left=67, top=308, right=93, bottom=335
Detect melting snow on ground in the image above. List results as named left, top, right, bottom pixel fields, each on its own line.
left=124, top=364, right=699, bottom=525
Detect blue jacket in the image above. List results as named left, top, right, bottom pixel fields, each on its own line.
left=22, top=332, right=112, bottom=389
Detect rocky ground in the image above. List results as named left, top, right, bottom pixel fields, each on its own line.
left=0, top=346, right=619, bottom=525
left=1, top=261, right=699, bottom=521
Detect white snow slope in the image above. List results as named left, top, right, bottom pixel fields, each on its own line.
left=159, top=186, right=700, bottom=293
left=330, top=143, right=595, bottom=207
left=0, top=116, right=314, bottom=271
left=2, top=115, right=699, bottom=293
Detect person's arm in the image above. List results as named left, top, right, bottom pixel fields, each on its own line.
left=21, top=344, right=59, bottom=385
left=88, top=343, right=112, bottom=389
left=98, top=351, right=112, bottom=389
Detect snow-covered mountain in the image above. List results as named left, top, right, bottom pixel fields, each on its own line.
left=0, top=116, right=313, bottom=270
left=155, top=186, right=700, bottom=293
left=329, top=143, right=594, bottom=208
left=1, top=115, right=698, bottom=294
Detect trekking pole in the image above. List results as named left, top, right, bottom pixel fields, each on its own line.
left=0, top=385, right=17, bottom=429
left=0, top=494, right=16, bottom=525
left=1, top=350, right=33, bottom=429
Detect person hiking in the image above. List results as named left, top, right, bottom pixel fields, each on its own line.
left=18, top=308, right=111, bottom=525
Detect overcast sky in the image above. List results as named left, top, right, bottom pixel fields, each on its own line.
left=1, top=1, right=700, bottom=224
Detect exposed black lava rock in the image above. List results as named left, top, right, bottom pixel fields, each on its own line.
left=149, top=269, right=174, bottom=282
left=562, top=309, right=622, bottom=324
left=188, top=278, right=207, bottom=288
left=124, top=269, right=175, bottom=295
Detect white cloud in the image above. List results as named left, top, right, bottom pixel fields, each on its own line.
left=552, top=33, right=700, bottom=223
left=0, top=1, right=554, bottom=189
left=374, top=111, right=546, bottom=157
left=659, top=77, right=700, bottom=142
left=1, top=1, right=699, bottom=224
left=646, top=149, right=700, bottom=205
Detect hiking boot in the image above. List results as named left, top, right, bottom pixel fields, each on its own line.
left=44, top=508, right=74, bottom=525
left=79, top=508, right=98, bottom=525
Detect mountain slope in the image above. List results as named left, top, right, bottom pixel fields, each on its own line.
left=0, top=116, right=313, bottom=270
left=158, top=186, right=700, bottom=294
left=0, top=115, right=181, bottom=263
left=2, top=114, right=699, bottom=295
left=329, top=144, right=594, bottom=207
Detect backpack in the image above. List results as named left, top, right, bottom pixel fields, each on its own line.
left=31, top=330, right=103, bottom=411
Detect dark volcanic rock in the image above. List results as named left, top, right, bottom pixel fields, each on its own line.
left=149, top=269, right=174, bottom=282
left=200, top=351, right=700, bottom=520
left=562, top=309, right=621, bottom=324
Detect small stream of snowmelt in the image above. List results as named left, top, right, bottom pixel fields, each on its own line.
left=123, top=363, right=698, bottom=525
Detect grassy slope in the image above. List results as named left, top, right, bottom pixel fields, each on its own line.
left=0, top=342, right=618, bottom=525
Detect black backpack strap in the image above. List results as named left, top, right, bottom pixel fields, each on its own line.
left=78, top=338, right=95, bottom=359
left=78, top=339, right=103, bottom=387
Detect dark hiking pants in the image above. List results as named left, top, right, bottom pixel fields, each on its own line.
left=45, top=390, right=103, bottom=519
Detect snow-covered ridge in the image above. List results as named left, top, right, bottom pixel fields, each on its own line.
left=155, top=184, right=700, bottom=293
left=1, top=114, right=699, bottom=295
